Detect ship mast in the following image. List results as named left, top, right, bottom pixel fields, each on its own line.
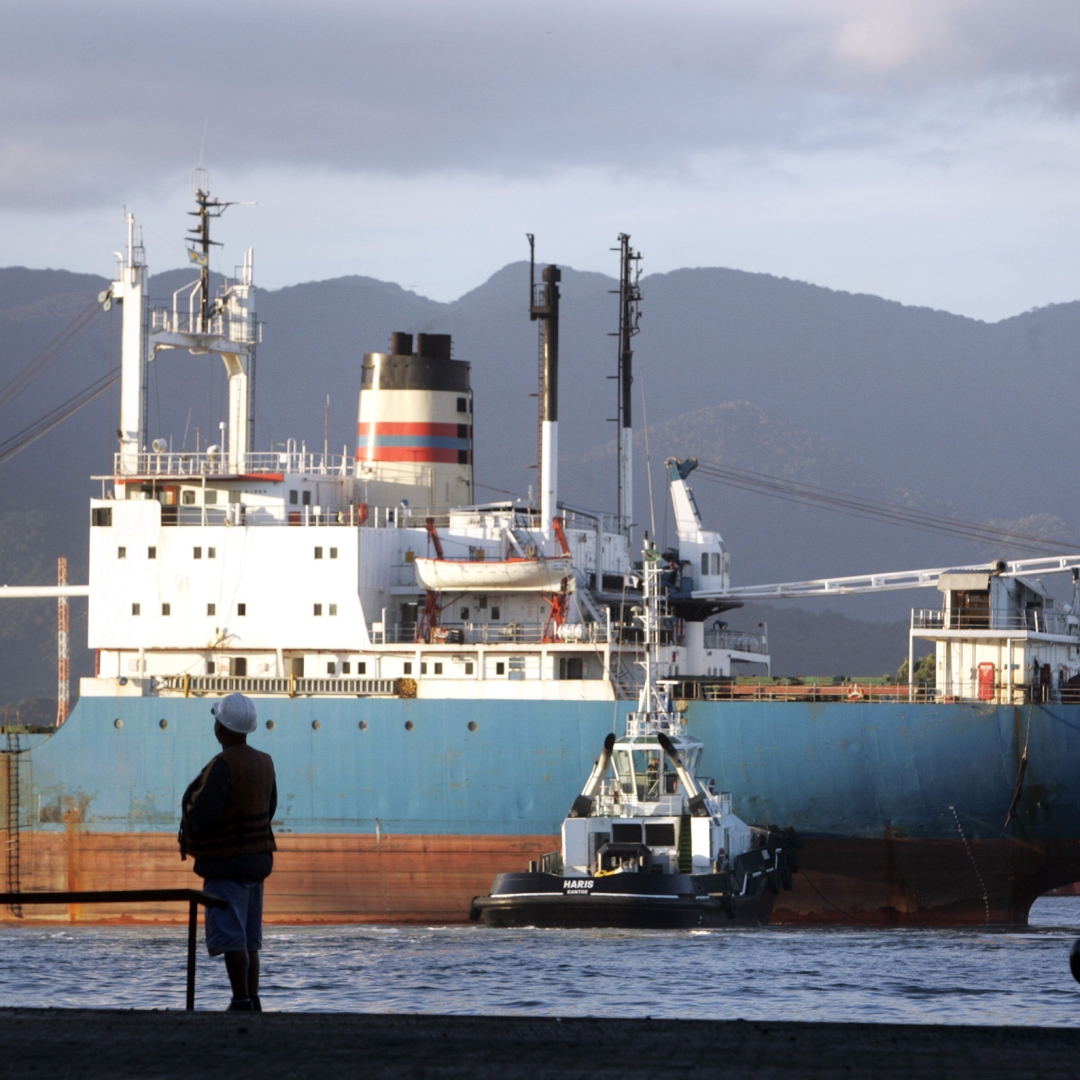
left=612, top=235, right=642, bottom=541
left=636, top=538, right=676, bottom=730
left=188, top=168, right=235, bottom=331
left=527, top=235, right=561, bottom=537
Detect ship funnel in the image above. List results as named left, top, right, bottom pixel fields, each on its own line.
left=357, top=331, right=472, bottom=509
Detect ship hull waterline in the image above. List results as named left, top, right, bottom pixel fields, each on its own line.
left=3, top=694, right=1078, bottom=926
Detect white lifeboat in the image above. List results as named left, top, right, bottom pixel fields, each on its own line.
left=414, top=555, right=575, bottom=592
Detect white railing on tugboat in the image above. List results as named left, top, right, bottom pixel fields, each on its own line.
left=912, top=608, right=1079, bottom=636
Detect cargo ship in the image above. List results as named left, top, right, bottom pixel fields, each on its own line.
left=2, top=190, right=1079, bottom=926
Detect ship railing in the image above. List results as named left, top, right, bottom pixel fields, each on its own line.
left=703, top=628, right=769, bottom=655
left=113, top=450, right=355, bottom=477
left=912, top=608, right=1079, bottom=636
left=359, top=507, right=453, bottom=529
left=369, top=620, right=603, bottom=645
left=150, top=306, right=258, bottom=345
left=699, top=681, right=939, bottom=703
left=157, top=675, right=399, bottom=697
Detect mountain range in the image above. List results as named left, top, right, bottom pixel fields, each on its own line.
left=3, top=256, right=1077, bottom=708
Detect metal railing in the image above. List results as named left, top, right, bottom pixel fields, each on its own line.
left=369, top=621, right=608, bottom=645
left=699, top=682, right=938, bottom=703
left=0, top=889, right=226, bottom=1009
left=912, top=608, right=1078, bottom=636
left=151, top=305, right=258, bottom=345
left=158, top=675, right=399, bottom=697
left=704, top=628, right=769, bottom=655
left=113, top=449, right=353, bottom=477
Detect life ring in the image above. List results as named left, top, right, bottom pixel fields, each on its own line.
left=847, top=684, right=864, bottom=701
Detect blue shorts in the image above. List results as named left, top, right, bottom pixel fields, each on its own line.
left=202, top=879, right=264, bottom=956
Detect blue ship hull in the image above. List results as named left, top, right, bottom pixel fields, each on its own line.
left=6, top=695, right=1080, bottom=924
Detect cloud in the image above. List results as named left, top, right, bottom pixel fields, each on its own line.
left=2, top=0, right=1079, bottom=209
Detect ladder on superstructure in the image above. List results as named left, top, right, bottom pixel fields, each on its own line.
left=3, top=729, right=23, bottom=917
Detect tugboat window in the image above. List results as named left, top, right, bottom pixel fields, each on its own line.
left=645, top=823, right=676, bottom=846
left=632, top=749, right=664, bottom=801
left=612, top=823, right=642, bottom=843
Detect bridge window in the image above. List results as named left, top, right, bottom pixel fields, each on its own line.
left=148, top=547, right=157, bottom=559
left=712, top=552, right=721, bottom=575
left=238, top=603, right=246, bottom=616
left=329, top=604, right=337, bottom=616
left=314, top=547, right=323, bottom=559
left=207, top=603, right=216, bottom=616
left=330, top=548, right=338, bottom=559
left=457, top=397, right=468, bottom=413
left=342, top=662, right=350, bottom=674
left=182, top=490, right=196, bottom=505
left=314, top=604, right=322, bottom=616
left=132, top=603, right=140, bottom=616
left=117, top=547, right=126, bottom=559
left=204, top=490, right=217, bottom=505
left=289, top=490, right=298, bottom=505
left=208, top=548, right=216, bottom=559
left=701, top=553, right=709, bottom=577
left=162, top=603, right=170, bottom=616
left=193, top=547, right=202, bottom=559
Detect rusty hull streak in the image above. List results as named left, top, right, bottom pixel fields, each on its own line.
left=0, top=829, right=1076, bottom=927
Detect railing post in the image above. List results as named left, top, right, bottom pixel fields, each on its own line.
left=186, top=897, right=197, bottom=1010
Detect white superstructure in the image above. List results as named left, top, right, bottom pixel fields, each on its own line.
left=77, top=192, right=770, bottom=705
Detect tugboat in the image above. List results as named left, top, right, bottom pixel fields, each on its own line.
left=470, top=542, right=801, bottom=929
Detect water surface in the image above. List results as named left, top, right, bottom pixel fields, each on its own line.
left=2, top=897, right=1078, bottom=1024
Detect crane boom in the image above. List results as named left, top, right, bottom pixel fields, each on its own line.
left=694, top=554, right=1080, bottom=601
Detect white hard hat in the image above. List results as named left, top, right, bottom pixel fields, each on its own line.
left=211, top=692, right=257, bottom=734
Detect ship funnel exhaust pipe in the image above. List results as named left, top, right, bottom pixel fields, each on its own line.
left=657, top=732, right=709, bottom=816
left=569, top=732, right=616, bottom=817
left=528, top=236, right=561, bottom=536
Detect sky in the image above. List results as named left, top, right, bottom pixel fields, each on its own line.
left=2, top=0, right=1080, bottom=320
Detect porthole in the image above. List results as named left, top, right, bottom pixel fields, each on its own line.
left=358, top=720, right=368, bottom=731
left=159, top=718, right=168, bottom=730
left=312, top=720, right=322, bottom=731
left=404, top=720, right=414, bottom=731
left=468, top=721, right=478, bottom=732
left=266, top=720, right=275, bottom=731
left=114, top=718, right=124, bottom=729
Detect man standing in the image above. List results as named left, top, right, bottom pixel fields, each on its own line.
left=180, top=692, right=277, bottom=1012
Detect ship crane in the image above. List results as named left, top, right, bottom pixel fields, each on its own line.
left=692, top=554, right=1080, bottom=602
left=660, top=456, right=1080, bottom=601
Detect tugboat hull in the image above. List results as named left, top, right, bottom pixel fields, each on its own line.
left=471, top=869, right=781, bottom=929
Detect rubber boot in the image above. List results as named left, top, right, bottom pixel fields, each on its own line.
left=227, top=998, right=254, bottom=1011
